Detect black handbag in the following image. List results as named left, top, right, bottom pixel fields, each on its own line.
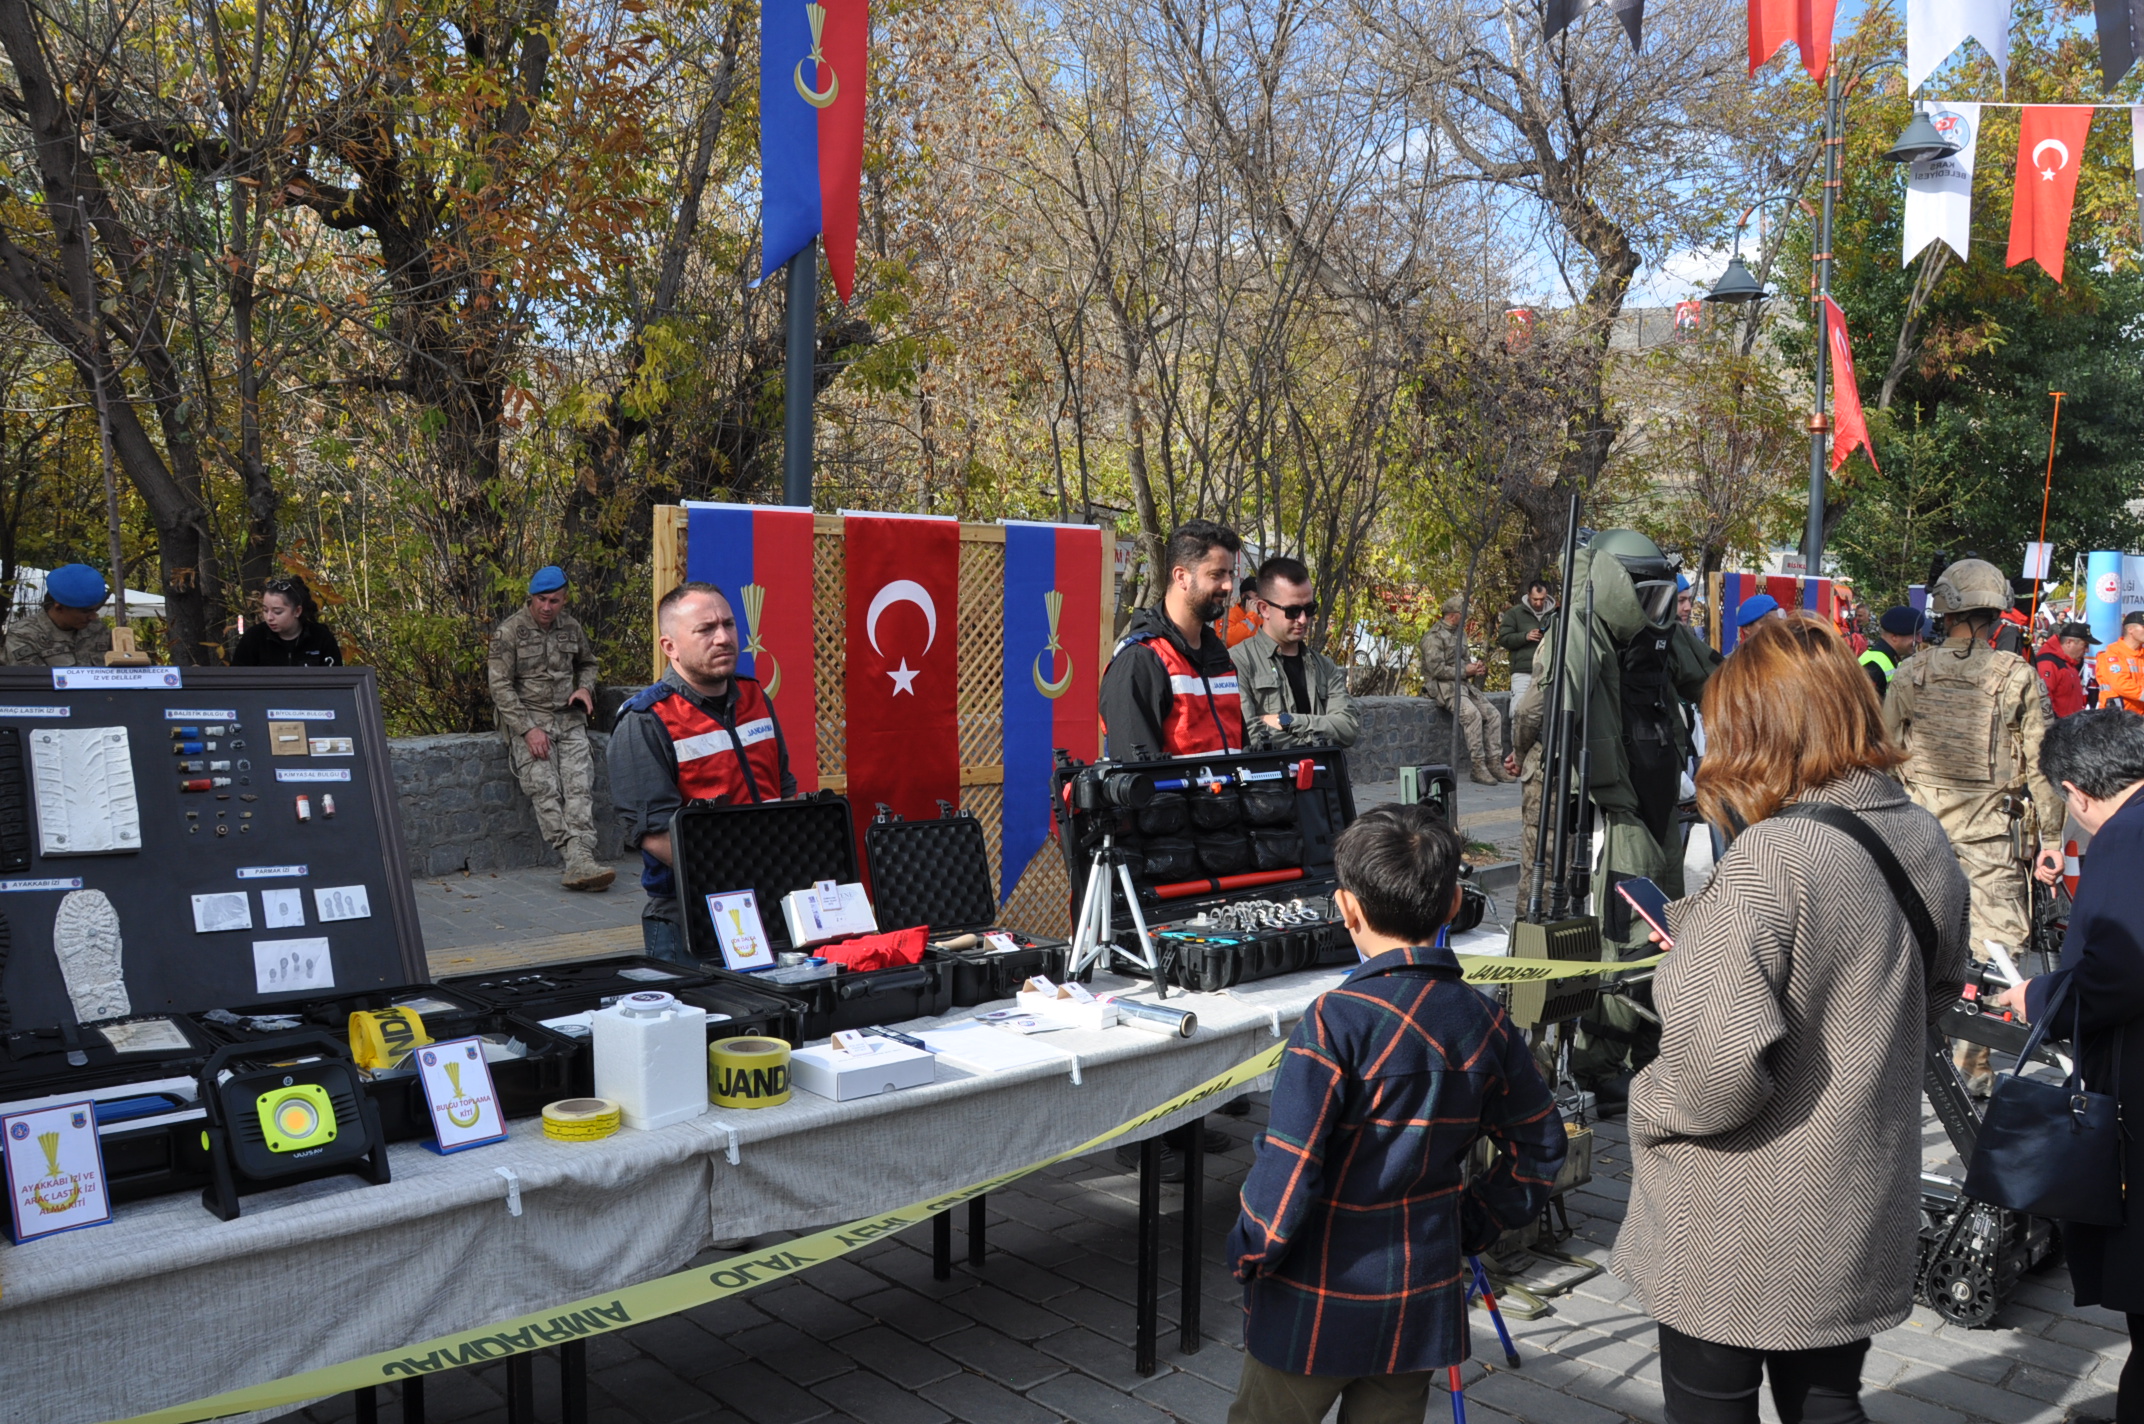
left=1963, top=981, right=2124, bottom=1226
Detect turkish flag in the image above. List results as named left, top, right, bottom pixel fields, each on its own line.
left=2008, top=106, right=2095, bottom=283
left=845, top=514, right=961, bottom=845
left=1824, top=297, right=1877, bottom=473
left=1750, top=0, right=1835, bottom=79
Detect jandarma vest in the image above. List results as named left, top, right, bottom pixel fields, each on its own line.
left=635, top=678, right=785, bottom=805
left=1116, top=632, right=1245, bottom=755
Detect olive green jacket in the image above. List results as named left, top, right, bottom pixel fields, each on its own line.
left=1229, top=631, right=1359, bottom=749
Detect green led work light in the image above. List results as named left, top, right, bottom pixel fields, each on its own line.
left=256, top=1083, right=338, bottom=1154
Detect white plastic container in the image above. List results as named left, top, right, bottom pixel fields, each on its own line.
left=592, top=991, right=710, bottom=1130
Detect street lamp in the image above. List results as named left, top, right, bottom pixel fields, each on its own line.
left=1884, top=110, right=1955, bottom=165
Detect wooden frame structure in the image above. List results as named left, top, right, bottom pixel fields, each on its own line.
left=651, top=507, right=1117, bottom=933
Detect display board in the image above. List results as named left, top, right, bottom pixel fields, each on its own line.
left=0, top=668, right=425, bottom=1034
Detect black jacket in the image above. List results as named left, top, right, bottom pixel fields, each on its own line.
left=232, top=620, right=342, bottom=668
left=1099, top=604, right=1236, bottom=760
left=2026, top=791, right=2144, bottom=1311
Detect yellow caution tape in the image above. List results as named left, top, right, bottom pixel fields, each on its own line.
left=1454, top=951, right=1666, bottom=985
left=709, top=1036, right=792, bottom=1109
left=107, top=1041, right=1288, bottom=1424
left=541, top=1099, right=621, bottom=1143
left=348, top=1008, right=430, bottom=1072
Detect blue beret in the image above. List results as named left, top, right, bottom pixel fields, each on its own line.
left=528, top=565, right=566, bottom=595
left=1879, top=606, right=1920, bottom=637
left=1676, top=573, right=1690, bottom=593
left=1734, top=594, right=1780, bottom=628
left=46, top=564, right=107, bottom=610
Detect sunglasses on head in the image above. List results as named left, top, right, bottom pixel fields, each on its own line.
left=1264, top=600, right=1317, bottom=619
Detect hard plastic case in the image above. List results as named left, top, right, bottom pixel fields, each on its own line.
left=1052, top=747, right=1359, bottom=992
left=668, top=793, right=953, bottom=1036
left=863, top=803, right=1069, bottom=1006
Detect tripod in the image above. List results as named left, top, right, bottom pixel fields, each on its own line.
left=1065, top=828, right=1169, bottom=998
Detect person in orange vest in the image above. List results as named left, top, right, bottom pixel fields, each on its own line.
left=1102, top=521, right=1246, bottom=760
left=1219, top=577, right=1262, bottom=648
left=610, top=582, right=797, bottom=963
left=2097, top=612, right=2144, bottom=713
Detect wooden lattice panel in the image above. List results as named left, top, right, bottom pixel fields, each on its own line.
left=813, top=526, right=847, bottom=782
left=957, top=533, right=1007, bottom=774
left=1000, top=836, right=1073, bottom=941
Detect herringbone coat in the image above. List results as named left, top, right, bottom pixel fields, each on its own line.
left=1613, top=768, right=1970, bottom=1351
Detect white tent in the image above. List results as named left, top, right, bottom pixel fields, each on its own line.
left=10, top=564, right=165, bottom=621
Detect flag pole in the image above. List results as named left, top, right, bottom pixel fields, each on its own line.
left=783, top=239, right=818, bottom=509
left=1804, top=60, right=1841, bottom=573
left=2030, top=390, right=2064, bottom=626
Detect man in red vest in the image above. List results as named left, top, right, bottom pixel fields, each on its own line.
left=610, top=582, right=797, bottom=964
left=1101, top=520, right=1246, bottom=760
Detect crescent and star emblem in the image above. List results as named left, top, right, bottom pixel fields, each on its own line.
left=866, top=579, right=938, bottom=696
left=2032, top=137, right=2070, bottom=181
left=794, top=2, right=839, bottom=109
left=1033, top=588, right=1074, bottom=699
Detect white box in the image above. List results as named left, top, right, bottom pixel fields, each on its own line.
left=780, top=881, right=879, bottom=946
left=1015, top=988, right=1118, bottom=1031
left=790, top=1042, right=936, bottom=1101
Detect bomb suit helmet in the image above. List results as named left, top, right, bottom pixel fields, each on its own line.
left=1588, top=529, right=1681, bottom=631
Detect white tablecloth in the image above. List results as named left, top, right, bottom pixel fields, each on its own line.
left=0, top=968, right=1342, bottom=1424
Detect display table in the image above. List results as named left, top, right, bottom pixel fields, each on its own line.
left=0, top=966, right=1359, bottom=1424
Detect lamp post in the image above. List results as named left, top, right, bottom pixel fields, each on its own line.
left=1704, top=85, right=1952, bottom=576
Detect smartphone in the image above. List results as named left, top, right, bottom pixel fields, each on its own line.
left=1615, top=876, right=1674, bottom=948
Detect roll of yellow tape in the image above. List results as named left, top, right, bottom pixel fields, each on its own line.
left=349, top=1006, right=431, bottom=1071
left=543, top=1098, right=622, bottom=1142
left=710, top=1037, right=792, bottom=1109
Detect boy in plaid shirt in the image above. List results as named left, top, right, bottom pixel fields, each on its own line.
left=1226, top=804, right=1566, bottom=1423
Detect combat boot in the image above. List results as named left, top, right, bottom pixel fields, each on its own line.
left=562, top=852, right=615, bottom=892
left=1470, top=760, right=1499, bottom=785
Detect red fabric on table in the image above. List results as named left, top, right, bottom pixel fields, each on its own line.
left=814, top=924, right=928, bottom=971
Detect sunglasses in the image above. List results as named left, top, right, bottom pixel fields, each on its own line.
left=1263, top=600, right=1318, bottom=619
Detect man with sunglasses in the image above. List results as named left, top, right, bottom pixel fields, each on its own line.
left=1231, top=557, right=1357, bottom=749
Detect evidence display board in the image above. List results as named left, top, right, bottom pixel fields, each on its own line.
left=0, top=667, right=425, bottom=1034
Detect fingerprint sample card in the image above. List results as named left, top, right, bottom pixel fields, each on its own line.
left=260, top=887, right=306, bottom=929
left=253, top=937, right=333, bottom=994
left=314, top=884, right=372, bottom=922
left=191, top=891, right=253, bottom=934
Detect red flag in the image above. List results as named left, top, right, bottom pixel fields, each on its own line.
left=1749, top=0, right=1835, bottom=79
left=2008, top=106, right=2095, bottom=283
left=844, top=515, right=961, bottom=847
left=1824, top=297, right=1877, bottom=473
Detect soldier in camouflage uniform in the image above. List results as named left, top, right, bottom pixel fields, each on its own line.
left=6, top=564, right=113, bottom=667
left=1419, top=594, right=1512, bottom=784
left=489, top=566, right=613, bottom=891
left=1884, top=558, right=2064, bottom=1092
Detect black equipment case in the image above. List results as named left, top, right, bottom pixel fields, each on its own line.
left=863, top=802, right=1069, bottom=1006
left=438, top=954, right=805, bottom=1093
left=670, top=793, right=954, bottom=1037
left=192, top=983, right=584, bottom=1142
left=1052, top=746, right=1359, bottom=992
left=0, top=1018, right=219, bottom=1204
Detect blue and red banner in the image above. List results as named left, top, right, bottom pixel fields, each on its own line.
left=1001, top=523, right=1102, bottom=904
left=1717, top=572, right=1838, bottom=654
left=759, top=0, right=868, bottom=303
left=684, top=502, right=820, bottom=790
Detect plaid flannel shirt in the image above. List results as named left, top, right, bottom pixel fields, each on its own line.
left=1227, top=944, right=1565, bottom=1377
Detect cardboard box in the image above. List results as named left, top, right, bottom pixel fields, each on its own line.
left=789, top=1042, right=935, bottom=1101
left=1015, top=986, right=1118, bottom=1032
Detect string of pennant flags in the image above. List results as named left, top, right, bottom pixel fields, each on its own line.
left=1542, top=0, right=2144, bottom=283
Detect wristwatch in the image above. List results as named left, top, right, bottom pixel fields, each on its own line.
left=1277, top=712, right=1294, bottom=730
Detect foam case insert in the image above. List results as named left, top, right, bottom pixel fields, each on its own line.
left=863, top=804, right=1068, bottom=1006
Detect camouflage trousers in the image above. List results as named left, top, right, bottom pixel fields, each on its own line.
left=1451, top=684, right=1507, bottom=771
left=505, top=724, right=598, bottom=863
left=1951, top=833, right=2032, bottom=962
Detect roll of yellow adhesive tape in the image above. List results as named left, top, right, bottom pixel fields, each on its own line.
left=543, top=1098, right=622, bottom=1142
left=710, top=1037, right=792, bottom=1109
left=349, top=1006, right=431, bottom=1071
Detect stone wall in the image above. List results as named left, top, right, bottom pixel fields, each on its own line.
left=389, top=731, right=625, bottom=878
left=1345, top=693, right=1510, bottom=783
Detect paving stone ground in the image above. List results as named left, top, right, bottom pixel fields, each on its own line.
left=270, top=1087, right=2124, bottom=1424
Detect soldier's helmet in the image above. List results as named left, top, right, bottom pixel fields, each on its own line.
left=1589, top=529, right=1681, bottom=631
left=1929, top=558, right=2011, bottom=617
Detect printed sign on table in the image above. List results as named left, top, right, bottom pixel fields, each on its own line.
left=417, top=1038, right=508, bottom=1153
left=3, top=1100, right=112, bottom=1242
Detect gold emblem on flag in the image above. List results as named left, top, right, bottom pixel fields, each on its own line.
left=1033, top=589, right=1074, bottom=699
left=793, top=3, right=840, bottom=110
left=741, top=582, right=783, bottom=699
